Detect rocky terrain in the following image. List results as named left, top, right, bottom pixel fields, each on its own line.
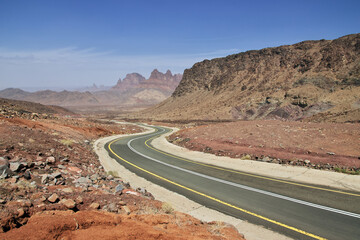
left=0, top=98, right=243, bottom=239
left=133, top=33, right=360, bottom=123
left=168, top=120, right=360, bottom=174
left=0, top=69, right=182, bottom=112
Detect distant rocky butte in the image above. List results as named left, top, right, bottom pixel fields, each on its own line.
left=0, top=69, right=182, bottom=108
left=134, top=33, right=360, bottom=123
left=112, top=69, right=182, bottom=93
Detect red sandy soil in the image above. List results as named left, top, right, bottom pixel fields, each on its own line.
left=0, top=210, right=242, bottom=240
left=169, top=120, right=360, bottom=172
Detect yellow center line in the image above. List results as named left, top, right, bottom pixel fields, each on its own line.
left=108, top=136, right=327, bottom=240
left=144, top=129, right=360, bottom=197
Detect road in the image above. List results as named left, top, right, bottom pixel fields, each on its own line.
left=105, top=125, right=360, bottom=240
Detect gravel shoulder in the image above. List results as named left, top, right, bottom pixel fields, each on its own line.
left=94, top=122, right=292, bottom=240
left=152, top=127, right=360, bottom=192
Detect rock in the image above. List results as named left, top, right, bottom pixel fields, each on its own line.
left=23, top=170, right=31, bottom=180
left=68, top=166, right=82, bottom=174
left=90, top=174, right=100, bottom=181
left=0, top=199, right=7, bottom=204
left=327, top=152, right=335, bottom=155
left=17, top=208, right=25, bottom=217
left=9, top=176, right=18, bottom=183
left=106, top=175, right=114, bottom=180
left=104, top=202, right=118, bottom=212
left=51, top=171, right=62, bottom=178
left=89, top=202, right=100, bottom=209
left=60, top=158, right=70, bottom=163
left=57, top=164, right=66, bottom=169
left=0, top=157, right=12, bottom=179
left=74, top=177, right=92, bottom=186
left=241, top=154, right=252, bottom=160
left=62, top=187, right=73, bottom=193
left=41, top=174, right=49, bottom=184
left=304, top=159, right=311, bottom=164
left=48, top=193, right=59, bottom=203
left=10, top=162, right=24, bottom=172
left=115, top=184, right=124, bottom=194
left=138, top=187, right=146, bottom=195
left=261, top=156, right=271, bottom=162
left=17, top=199, right=32, bottom=207
left=75, top=196, right=83, bottom=204
left=46, top=156, right=56, bottom=164
left=61, top=199, right=76, bottom=209
left=118, top=200, right=126, bottom=206
left=122, top=205, right=131, bottom=215
left=40, top=196, right=47, bottom=202
left=84, top=140, right=90, bottom=145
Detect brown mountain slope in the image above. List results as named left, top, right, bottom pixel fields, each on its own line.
left=133, top=33, right=360, bottom=122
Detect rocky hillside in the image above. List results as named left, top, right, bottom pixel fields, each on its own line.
left=135, top=34, right=360, bottom=122
left=0, top=69, right=182, bottom=110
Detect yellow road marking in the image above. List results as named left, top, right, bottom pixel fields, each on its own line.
left=108, top=136, right=327, bottom=240
left=144, top=129, right=360, bottom=197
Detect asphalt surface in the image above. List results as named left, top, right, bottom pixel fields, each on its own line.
left=105, top=125, right=360, bottom=240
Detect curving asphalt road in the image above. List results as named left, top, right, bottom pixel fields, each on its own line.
left=105, top=125, right=360, bottom=240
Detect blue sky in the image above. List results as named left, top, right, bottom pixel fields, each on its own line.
left=0, top=0, right=359, bottom=90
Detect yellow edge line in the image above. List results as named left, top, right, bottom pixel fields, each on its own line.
left=144, top=130, right=360, bottom=197
left=108, top=137, right=326, bottom=240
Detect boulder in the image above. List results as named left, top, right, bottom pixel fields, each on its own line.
left=89, top=202, right=100, bottom=209
left=10, top=162, right=24, bottom=172
left=48, top=193, right=59, bottom=203
left=61, top=199, right=76, bottom=209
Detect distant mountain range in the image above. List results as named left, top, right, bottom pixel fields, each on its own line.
left=0, top=69, right=182, bottom=108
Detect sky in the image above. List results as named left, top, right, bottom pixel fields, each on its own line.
left=0, top=0, right=359, bottom=91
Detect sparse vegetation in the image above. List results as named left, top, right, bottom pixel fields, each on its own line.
left=161, top=202, right=174, bottom=214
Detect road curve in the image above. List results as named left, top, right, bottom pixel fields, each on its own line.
left=105, top=125, right=360, bottom=240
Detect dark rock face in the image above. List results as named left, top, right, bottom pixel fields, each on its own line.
left=137, top=34, right=360, bottom=122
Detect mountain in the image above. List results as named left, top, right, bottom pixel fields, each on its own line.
left=134, top=33, right=360, bottom=123
left=0, top=69, right=182, bottom=109
left=111, top=69, right=182, bottom=94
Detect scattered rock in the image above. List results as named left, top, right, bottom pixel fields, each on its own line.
left=17, top=208, right=25, bottom=217
left=122, top=205, right=131, bottom=215
left=327, top=152, right=335, bottom=155
left=51, top=171, right=62, bottom=178
left=23, top=170, right=31, bottom=180
left=62, top=187, right=73, bottom=193
left=0, top=157, right=12, bottom=179
left=10, top=162, right=24, bottom=172
left=89, top=202, right=100, bottom=209
left=61, top=199, right=76, bottom=209
left=115, top=184, right=124, bottom=194
left=46, top=156, right=56, bottom=164
left=48, top=193, right=59, bottom=203
left=304, top=159, right=311, bottom=164
left=75, top=196, right=83, bottom=204
left=104, top=202, right=118, bottom=212
left=74, top=177, right=92, bottom=186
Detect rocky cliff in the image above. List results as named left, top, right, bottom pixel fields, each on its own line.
left=136, top=34, right=360, bottom=122
left=112, top=69, right=182, bottom=93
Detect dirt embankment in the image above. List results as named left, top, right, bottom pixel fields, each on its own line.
left=168, top=120, right=360, bottom=174
left=0, top=104, right=244, bottom=239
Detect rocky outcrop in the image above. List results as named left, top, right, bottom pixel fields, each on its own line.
left=136, top=33, right=360, bottom=122
left=112, top=69, right=182, bottom=93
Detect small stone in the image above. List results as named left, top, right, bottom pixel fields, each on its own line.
left=61, top=199, right=76, bottom=209
left=51, top=171, right=62, bottom=178
left=10, top=162, right=24, bottom=172
left=105, top=202, right=118, bottom=212
left=118, top=201, right=126, bottom=206
left=138, top=187, right=146, bottom=195
left=74, top=177, right=92, bottom=186
left=9, top=177, right=18, bottom=183
left=327, top=152, right=335, bottom=155
left=0, top=199, right=7, bottom=204
left=48, top=193, right=59, bottom=203
left=40, top=196, right=47, bottom=202
left=304, top=159, right=311, bottom=164
left=46, top=156, right=56, bottom=164
left=62, top=187, right=73, bottom=193
left=261, top=156, right=271, bottom=162
left=75, top=196, right=83, bottom=204
left=106, top=175, right=114, bottom=180
left=122, top=205, right=131, bottom=215
left=57, top=164, right=66, bottom=169
left=89, top=202, right=100, bottom=209
left=24, top=170, right=31, bottom=180
left=17, top=208, right=25, bottom=217
left=115, top=184, right=124, bottom=194
left=41, top=174, right=49, bottom=184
